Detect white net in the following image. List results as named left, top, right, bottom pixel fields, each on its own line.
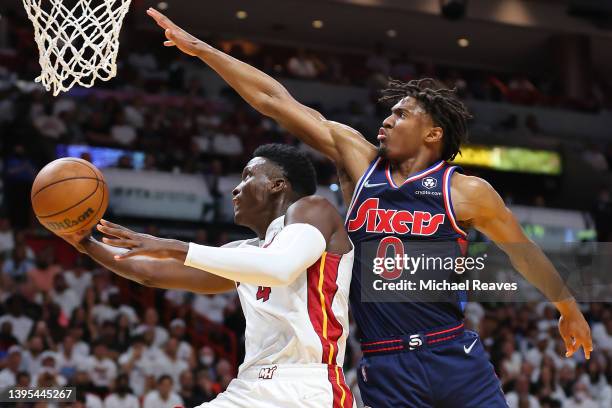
left=22, top=0, right=132, bottom=96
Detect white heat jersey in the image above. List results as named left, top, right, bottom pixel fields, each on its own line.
left=232, top=215, right=354, bottom=374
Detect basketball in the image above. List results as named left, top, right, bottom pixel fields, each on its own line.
left=31, top=158, right=108, bottom=235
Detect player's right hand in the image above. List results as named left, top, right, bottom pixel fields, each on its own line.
left=147, top=8, right=201, bottom=57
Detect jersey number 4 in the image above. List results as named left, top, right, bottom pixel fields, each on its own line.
left=256, top=286, right=271, bottom=302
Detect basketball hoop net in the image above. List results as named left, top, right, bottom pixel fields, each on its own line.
left=22, top=0, right=132, bottom=96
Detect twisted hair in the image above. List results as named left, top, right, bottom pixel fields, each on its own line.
left=379, top=78, right=472, bottom=161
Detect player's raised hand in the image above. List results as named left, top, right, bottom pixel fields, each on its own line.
left=558, top=307, right=593, bottom=360
left=97, top=219, right=188, bottom=260
left=146, top=7, right=201, bottom=56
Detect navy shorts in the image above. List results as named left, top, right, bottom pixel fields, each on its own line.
left=357, top=329, right=507, bottom=408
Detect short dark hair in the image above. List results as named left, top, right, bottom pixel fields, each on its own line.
left=253, top=144, right=317, bottom=197
left=158, top=374, right=173, bottom=384
left=379, top=78, right=472, bottom=161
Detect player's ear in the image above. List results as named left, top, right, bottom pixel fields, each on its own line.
left=270, top=178, right=286, bottom=194
left=425, top=126, right=443, bottom=144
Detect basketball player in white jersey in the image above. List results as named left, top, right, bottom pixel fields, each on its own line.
left=60, top=144, right=355, bottom=408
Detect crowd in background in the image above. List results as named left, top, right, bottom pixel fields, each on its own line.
left=1, top=7, right=612, bottom=408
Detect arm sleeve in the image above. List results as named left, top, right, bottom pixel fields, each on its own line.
left=184, top=223, right=326, bottom=286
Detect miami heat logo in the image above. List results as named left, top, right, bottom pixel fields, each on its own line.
left=347, top=198, right=445, bottom=236
left=258, top=365, right=277, bottom=379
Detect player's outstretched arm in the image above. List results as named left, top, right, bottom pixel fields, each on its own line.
left=452, top=175, right=593, bottom=359
left=60, top=226, right=235, bottom=294
left=146, top=8, right=376, bottom=181
left=97, top=217, right=326, bottom=287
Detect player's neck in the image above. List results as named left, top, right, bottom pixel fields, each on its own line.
left=251, top=199, right=293, bottom=239
left=389, top=153, right=440, bottom=182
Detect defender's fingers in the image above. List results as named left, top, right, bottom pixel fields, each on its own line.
left=148, top=8, right=174, bottom=29
left=582, top=335, right=593, bottom=360
left=164, top=40, right=175, bottom=47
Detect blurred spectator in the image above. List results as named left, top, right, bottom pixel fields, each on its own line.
left=154, top=337, right=189, bottom=391
left=22, top=335, right=45, bottom=377
left=0, top=321, right=19, bottom=350
left=570, top=381, right=598, bottom=408
left=116, top=154, right=134, bottom=169
left=84, top=111, right=111, bottom=145
left=118, top=335, right=157, bottom=397
left=193, top=294, right=229, bottom=324
left=178, top=369, right=200, bottom=407
left=123, top=97, right=146, bottom=129
left=143, top=153, right=158, bottom=171
left=0, top=295, right=33, bottom=344
left=48, top=274, right=79, bottom=319
left=0, top=345, right=22, bottom=388
left=591, top=311, right=612, bottom=353
left=71, top=370, right=104, bottom=408
left=103, top=373, right=140, bottom=408
left=579, top=357, right=612, bottom=407
left=169, top=319, right=195, bottom=366
left=2, top=244, right=34, bottom=282
left=193, top=369, right=219, bottom=403
left=57, top=335, right=80, bottom=380
left=287, top=48, right=319, bottom=79
left=0, top=216, right=14, bottom=255
left=502, top=339, right=523, bottom=379
left=33, top=104, right=67, bottom=140
left=134, top=307, right=168, bottom=348
left=27, top=248, right=61, bottom=293
left=37, top=350, right=67, bottom=386
left=81, top=340, right=117, bottom=394
left=64, top=256, right=93, bottom=302
left=53, top=96, right=76, bottom=116
left=212, top=123, right=244, bottom=157
left=143, top=374, right=183, bottom=408
left=506, top=374, right=540, bottom=407
left=507, top=76, right=541, bottom=105
left=110, top=112, right=137, bottom=147
left=582, top=144, right=609, bottom=172
left=15, top=371, right=31, bottom=388
left=91, top=287, right=138, bottom=326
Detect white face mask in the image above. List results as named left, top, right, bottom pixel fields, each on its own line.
left=200, top=355, right=214, bottom=366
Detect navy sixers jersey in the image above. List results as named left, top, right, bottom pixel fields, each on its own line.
left=346, top=157, right=468, bottom=340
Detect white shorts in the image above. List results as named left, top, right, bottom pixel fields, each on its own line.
left=194, top=363, right=355, bottom=408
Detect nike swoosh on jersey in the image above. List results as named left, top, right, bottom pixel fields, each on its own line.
left=464, top=338, right=478, bottom=354
left=364, top=181, right=387, bottom=188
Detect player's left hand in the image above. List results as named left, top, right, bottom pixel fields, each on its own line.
left=97, top=219, right=188, bottom=261
left=558, top=305, right=593, bottom=360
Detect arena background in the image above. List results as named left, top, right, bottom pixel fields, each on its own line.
left=0, top=0, right=611, bottom=407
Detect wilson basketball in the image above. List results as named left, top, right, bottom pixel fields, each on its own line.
left=31, top=158, right=108, bottom=234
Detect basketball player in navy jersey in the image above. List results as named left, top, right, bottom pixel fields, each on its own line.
left=147, top=8, right=592, bottom=407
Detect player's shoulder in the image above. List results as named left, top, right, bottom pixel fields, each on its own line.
left=287, top=195, right=339, bottom=219
left=450, top=172, right=505, bottom=218
left=286, top=195, right=342, bottom=234
left=450, top=172, right=496, bottom=197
